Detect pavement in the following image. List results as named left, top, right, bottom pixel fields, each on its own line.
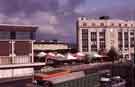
left=0, top=76, right=34, bottom=87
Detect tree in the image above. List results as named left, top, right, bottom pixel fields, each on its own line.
left=98, top=48, right=107, bottom=55
left=107, top=47, right=120, bottom=63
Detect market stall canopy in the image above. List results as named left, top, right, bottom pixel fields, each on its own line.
left=56, top=53, right=65, bottom=58
left=46, top=52, right=56, bottom=59
left=76, top=52, right=85, bottom=57
left=37, top=52, right=47, bottom=58
left=47, top=52, right=56, bottom=57
left=87, top=52, right=103, bottom=59
left=66, top=53, right=77, bottom=59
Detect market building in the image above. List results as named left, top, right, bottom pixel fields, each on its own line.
left=0, top=24, right=45, bottom=79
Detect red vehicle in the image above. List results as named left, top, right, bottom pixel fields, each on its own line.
left=33, top=68, right=86, bottom=87
left=33, top=69, right=72, bottom=86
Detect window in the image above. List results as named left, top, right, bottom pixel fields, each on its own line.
left=130, top=32, right=134, bottom=36
left=118, top=32, right=123, bottom=49
left=125, top=24, right=127, bottom=27
left=0, top=41, right=11, bottom=56
left=131, top=24, right=133, bottom=27
left=130, top=31, right=134, bottom=47
left=14, top=41, right=32, bottom=55
left=99, top=31, right=106, bottom=49
left=111, top=23, right=114, bottom=26
left=82, top=29, right=88, bottom=52
left=124, top=32, right=128, bottom=48
left=10, top=32, right=16, bottom=39
left=92, top=23, right=96, bottom=26
left=0, top=32, right=10, bottom=39
left=91, top=32, right=97, bottom=41
left=100, top=23, right=104, bottom=26
left=91, top=32, right=97, bottom=51
left=16, top=32, right=31, bottom=39
left=83, top=23, right=87, bottom=27
left=119, top=24, right=121, bottom=27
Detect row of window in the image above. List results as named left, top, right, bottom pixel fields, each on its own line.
left=118, top=31, right=135, bottom=48
left=0, top=41, right=32, bottom=56
left=82, top=29, right=105, bottom=52
left=0, top=32, right=34, bottom=40
left=83, top=22, right=134, bottom=27
left=82, top=29, right=89, bottom=52
left=81, top=29, right=135, bottom=52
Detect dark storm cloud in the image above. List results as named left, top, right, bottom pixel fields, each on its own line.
left=0, top=0, right=134, bottom=43
left=0, top=0, right=83, bottom=15
left=0, top=0, right=58, bottom=14
left=0, top=0, right=84, bottom=43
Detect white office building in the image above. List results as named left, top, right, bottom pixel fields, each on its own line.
left=77, top=17, right=135, bottom=59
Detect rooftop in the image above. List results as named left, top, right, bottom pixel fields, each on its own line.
left=0, top=24, right=38, bottom=32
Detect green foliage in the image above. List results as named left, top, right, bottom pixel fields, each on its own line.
left=107, top=47, right=120, bottom=62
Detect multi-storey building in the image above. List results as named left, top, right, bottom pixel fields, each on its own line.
left=77, top=17, right=135, bottom=59
left=0, top=24, right=45, bottom=79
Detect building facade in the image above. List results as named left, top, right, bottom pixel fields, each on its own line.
left=77, top=17, right=135, bottom=59
left=0, top=24, right=45, bottom=79
left=34, top=40, right=68, bottom=51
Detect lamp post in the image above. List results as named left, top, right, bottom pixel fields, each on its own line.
left=129, top=6, right=134, bottom=87
left=132, top=30, right=135, bottom=87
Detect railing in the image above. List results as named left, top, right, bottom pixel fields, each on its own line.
left=0, top=56, right=32, bottom=65
left=0, top=56, right=12, bottom=65
left=13, top=56, right=32, bottom=64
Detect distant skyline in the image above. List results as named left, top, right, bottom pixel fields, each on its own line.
left=0, top=0, right=134, bottom=43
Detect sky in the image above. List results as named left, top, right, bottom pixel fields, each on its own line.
left=0, top=0, right=134, bottom=43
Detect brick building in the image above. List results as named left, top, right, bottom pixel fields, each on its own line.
left=0, top=24, right=45, bottom=79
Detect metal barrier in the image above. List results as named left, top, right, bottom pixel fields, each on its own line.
left=0, top=56, right=12, bottom=65
left=0, top=56, right=32, bottom=64
left=13, top=56, right=31, bottom=64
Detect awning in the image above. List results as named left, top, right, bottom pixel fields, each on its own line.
left=66, top=53, right=77, bottom=59
left=37, top=52, right=47, bottom=58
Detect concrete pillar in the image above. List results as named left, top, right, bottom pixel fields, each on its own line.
left=88, top=29, right=91, bottom=53
left=12, top=40, right=15, bottom=64
left=122, top=30, right=125, bottom=58
left=79, top=29, right=82, bottom=52
left=97, top=30, right=99, bottom=51
left=31, top=40, right=34, bottom=63
left=128, top=29, right=131, bottom=59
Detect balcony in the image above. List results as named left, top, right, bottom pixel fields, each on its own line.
left=0, top=56, right=42, bottom=65
left=0, top=56, right=32, bottom=65
left=0, top=56, right=45, bottom=69
left=0, top=56, right=12, bottom=65
left=0, top=40, right=45, bottom=69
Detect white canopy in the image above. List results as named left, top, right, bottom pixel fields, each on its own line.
left=66, top=53, right=77, bottom=59
left=47, top=52, right=56, bottom=57
left=56, top=53, right=65, bottom=58
left=100, top=77, right=111, bottom=82
left=76, top=52, right=85, bottom=57
left=90, top=52, right=102, bottom=58
left=37, top=52, right=47, bottom=58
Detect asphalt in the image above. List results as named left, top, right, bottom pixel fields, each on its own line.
left=0, top=76, right=33, bottom=87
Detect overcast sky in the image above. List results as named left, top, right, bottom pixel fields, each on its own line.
left=0, top=0, right=134, bottom=43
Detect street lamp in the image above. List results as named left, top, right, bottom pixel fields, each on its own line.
left=132, top=29, right=135, bottom=87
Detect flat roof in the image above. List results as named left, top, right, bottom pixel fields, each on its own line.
left=0, top=24, right=38, bottom=32
left=34, top=41, right=68, bottom=45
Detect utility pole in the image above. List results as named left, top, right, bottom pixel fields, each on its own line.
left=130, top=7, right=134, bottom=87
left=132, top=30, right=135, bottom=87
